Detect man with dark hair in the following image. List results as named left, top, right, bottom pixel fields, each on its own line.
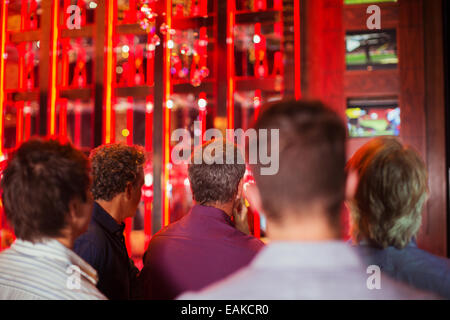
left=0, top=139, right=105, bottom=299
left=179, top=100, right=437, bottom=300
left=138, top=139, right=264, bottom=299
left=74, top=143, right=145, bottom=300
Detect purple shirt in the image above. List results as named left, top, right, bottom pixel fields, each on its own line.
left=138, top=204, right=265, bottom=299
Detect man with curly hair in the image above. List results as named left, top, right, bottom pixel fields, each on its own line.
left=74, top=143, right=145, bottom=300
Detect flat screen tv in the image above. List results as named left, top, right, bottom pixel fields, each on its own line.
left=346, top=98, right=400, bottom=137
left=346, top=29, right=398, bottom=70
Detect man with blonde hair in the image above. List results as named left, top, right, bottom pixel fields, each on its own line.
left=347, top=136, right=450, bottom=298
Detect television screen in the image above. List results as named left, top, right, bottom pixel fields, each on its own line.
left=346, top=30, right=398, bottom=70
left=346, top=98, right=400, bottom=137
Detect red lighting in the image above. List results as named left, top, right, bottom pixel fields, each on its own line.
left=227, top=0, right=235, bottom=130
left=0, top=0, right=6, bottom=156
left=198, top=98, right=207, bottom=110
left=104, top=0, right=115, bottom=144
left=294, top=0, right=301, bottom=100
left=163, top=0, right=173, bottom=227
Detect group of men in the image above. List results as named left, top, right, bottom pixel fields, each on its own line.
left=0, top=99, right=448, bottom=300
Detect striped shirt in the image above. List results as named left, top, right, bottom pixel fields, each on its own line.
left=0, top=239, right=106, bottom=300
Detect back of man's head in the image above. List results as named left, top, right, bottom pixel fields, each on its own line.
left=251, top=100, right=347, bottom=226
left=90, top=143, right=145, bottom=201
left=346, top=136, right=428, bottom=249
left=1, top=139, right=90, bottom=242
left=188, top=139, right=245, bottom=206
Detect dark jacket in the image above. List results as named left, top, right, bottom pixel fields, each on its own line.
left=74, top=202, right=139, bottom=300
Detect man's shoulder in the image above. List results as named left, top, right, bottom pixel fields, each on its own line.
left=73, top=226, right=109, bottom=268
left=357, top=244, right=450, bottom=285
left=0, top=283, right=106, bottom=300
left=178, top=265, right=255, bottom=300
left=377, top=273, right=441, bottom=299
left=74, top=222, right=108, bottom=248
left=224, top=230, right=266, bottom=252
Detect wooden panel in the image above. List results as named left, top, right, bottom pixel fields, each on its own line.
left=59, top=25, right=94, bottom=38
left=347, top=137, right=372, bottom=160
left=302, top=0, right=345, bottom=116
left=172, top=16, right=214, bottom=29
left=8, top=91, right=39, bottom=102
left=116, top=24, right=150, bottom=35
left=60, top=88, right=93, bottom=101
left=235, top=77, right=281, bottom=92
left=235, top=10, right=280, bottom=24
left=115, top=85, right=153, bottom=98
left=397, top=0, right=444, bottom=255
left=344, top=3, right=398, bottom=31
left=423, top=0, right=447, bottom=257
left=10, top=30, right=40, bottom=43
left=345, top=70, right=399, bottom=96
left=173, top=81, right=214, bottom=94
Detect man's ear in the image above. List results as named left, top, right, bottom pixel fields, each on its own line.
left=345, top=169, right=359, bottom=201
left=244, top=182, right=263, bottom=213
left=67, top=197, right=81, bottom=222
left=125, top=182, right=133, bottom=200
left=68, top=198, right=77, bottom=222
left=236, top=179, right=244, bottom=199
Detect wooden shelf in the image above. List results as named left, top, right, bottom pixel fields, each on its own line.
left=344, top=69, right=399, bottom=97
left=7, top=90, right=39, bottom=102
left=235, top=76, right=282, bottom=93
left=235, top=9, right=281, bottom=24
left=59, top=87, right=93, bottom=101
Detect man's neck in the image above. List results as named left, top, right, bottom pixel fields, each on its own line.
left=201, top=201, right=234, bottom=217
left=266, top=208, right=340, bottom=242
left=96, top=199, right=124, bottom=224
left=55, top=235, right=74, bottom=249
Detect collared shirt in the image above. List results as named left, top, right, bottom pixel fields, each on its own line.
left=179, top=241, right=438, bottom=300
left=0, top=239, right=105, bottom=300
left=354, top=240, right=450, bottom=299
left=138, top=204, right=265, bottom=300
left=73, top=202, right=139, bottom=300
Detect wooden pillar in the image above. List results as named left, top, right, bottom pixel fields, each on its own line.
left=151, top=0, right=166, bottom=234
left=301, top=0, right=345, bottom=116
left=422, top=0, right=447, bottom=257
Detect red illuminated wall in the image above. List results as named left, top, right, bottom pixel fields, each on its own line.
left=0, top=0, right=301, bottom=253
